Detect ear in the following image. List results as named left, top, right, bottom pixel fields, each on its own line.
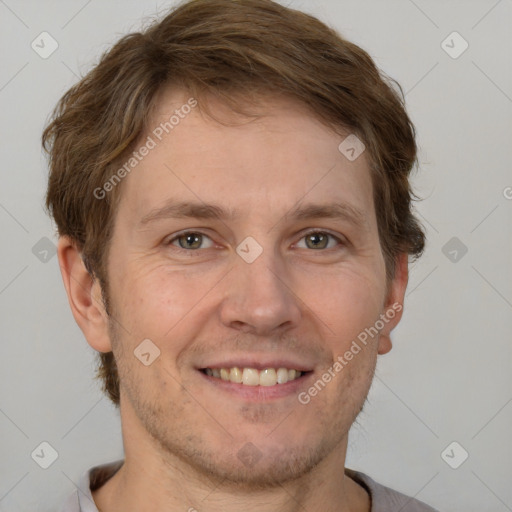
left=377, top=252, right=409, bottom=355
left=57, top=236, right=112, bottom=353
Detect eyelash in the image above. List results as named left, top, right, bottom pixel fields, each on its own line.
left=165, top=229, right=345, bottom=253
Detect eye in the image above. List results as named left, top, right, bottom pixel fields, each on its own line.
left=165, top=229, right=345, bottom=253
left=296, top=230, right=344, bottom=250
left=167, top=231, right=215, bottom=250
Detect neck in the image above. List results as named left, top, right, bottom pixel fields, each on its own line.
left=92, top=402, right=370, bottom=512
left=93, top=451, right=370, bottom=512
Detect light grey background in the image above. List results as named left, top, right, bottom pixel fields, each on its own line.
left=0, top=0, right=511, bottom=511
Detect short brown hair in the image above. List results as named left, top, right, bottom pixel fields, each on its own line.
left=43, top=0, right=425, bottom=406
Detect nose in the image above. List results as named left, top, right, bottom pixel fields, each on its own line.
left=219, top=248, right=302, bottom=336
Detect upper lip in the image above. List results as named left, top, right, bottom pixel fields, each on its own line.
left=197, top=356, right=314, bottom=372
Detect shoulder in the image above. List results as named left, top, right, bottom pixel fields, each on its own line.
left=346, top=468, right=440, bottom=512
left=58, top=460, right=124, bottom=512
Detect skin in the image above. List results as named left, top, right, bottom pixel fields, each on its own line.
left=58, top=86, right=408, bottom=512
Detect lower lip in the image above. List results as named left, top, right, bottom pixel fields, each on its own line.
left=198, top=370, right=314, bottom=401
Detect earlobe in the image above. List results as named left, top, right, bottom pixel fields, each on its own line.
left=377, top=334, right=392, bottom=355
left=57, top=236, right=112, bottom=353
left=377, top=253, right=409, bottom=355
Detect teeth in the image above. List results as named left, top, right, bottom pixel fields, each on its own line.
left=204, top=367, right=303, bottom=386
left=259, top=368, right=276, bottom=387
left=242, top=368, right=260, bottom=386
left=277, top=368, right=289, bottom=384
left=230, top=367, right=243, bottom=383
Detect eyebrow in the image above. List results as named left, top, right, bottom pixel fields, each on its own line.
left=139, top=200, right=367, bottom=229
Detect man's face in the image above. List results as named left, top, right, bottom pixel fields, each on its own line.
left=100, top=87, right=404, bottom=485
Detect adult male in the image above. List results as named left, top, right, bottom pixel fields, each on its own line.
left=43, top=0, right=438, bottom=510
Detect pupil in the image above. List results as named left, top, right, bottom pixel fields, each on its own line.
left=182, top=234, right=201, bottom=249
left=308, top=233, right=326, bottom=249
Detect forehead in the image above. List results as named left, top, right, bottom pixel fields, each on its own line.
left=116, top=85, right=375, bottom=226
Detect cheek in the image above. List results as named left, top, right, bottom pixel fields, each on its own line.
left=315, top=269, right=385, bottom=344
left=112, top=263, right=227, bottom=359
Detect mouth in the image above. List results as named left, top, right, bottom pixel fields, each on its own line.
left=196, top=356, right=315, bottom=401
left=200, top=366, right=311, bottom=386
left=198, top=365, right=314, bottom=401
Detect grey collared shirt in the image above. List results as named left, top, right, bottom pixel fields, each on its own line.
left=59, top=460, right=440, bottom=512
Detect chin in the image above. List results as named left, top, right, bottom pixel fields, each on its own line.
left=172, top=440, right=331, bottom=490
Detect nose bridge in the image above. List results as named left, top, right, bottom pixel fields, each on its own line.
left=219, top=239, right=301, bottom=334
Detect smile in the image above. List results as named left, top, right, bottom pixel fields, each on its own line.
left=201, top=367, right=305, bottom=386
